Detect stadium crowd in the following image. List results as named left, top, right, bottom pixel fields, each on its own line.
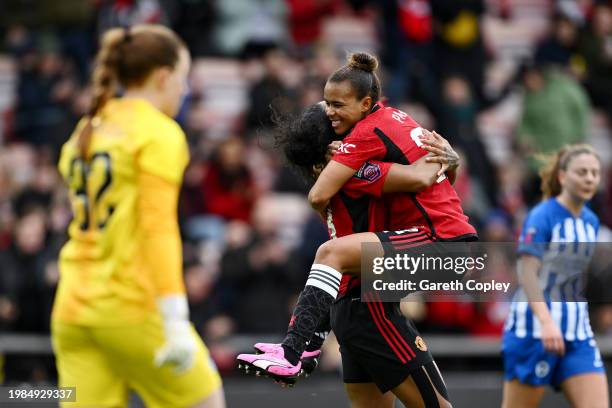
left=1, top=0, right=612, bottom=381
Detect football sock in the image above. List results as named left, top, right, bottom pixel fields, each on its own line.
left=306, top=310, right=330, bottom=352
left=282, top=264, right=341, bottom=365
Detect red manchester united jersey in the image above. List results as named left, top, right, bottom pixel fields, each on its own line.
left=327, top=160, right=390, bottom=238
left=327, top=160, right=390, bottom=298
left=332, top=102, right=477, bottom=241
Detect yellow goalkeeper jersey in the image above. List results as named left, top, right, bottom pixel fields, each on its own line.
left=53, top=98, right=189, bottom=326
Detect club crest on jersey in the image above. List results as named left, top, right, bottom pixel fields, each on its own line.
left=415, top=336, right=428, bottom=352
left=338, top=143, right=356, bottom=154
left=354, top=162, right=382, bottom=182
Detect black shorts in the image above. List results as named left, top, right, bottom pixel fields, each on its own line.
left=373, top=228, right=479, bottom=287
left=330, top=295, right=433, bottom=393
left=374, top=228, right=436, bottom=253
left=374, top=228, right=478, bottom=255
left=330, top=229, right=476, bottom=393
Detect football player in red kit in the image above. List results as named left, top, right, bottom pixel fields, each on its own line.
left=239, top=53, right=476, bottom=407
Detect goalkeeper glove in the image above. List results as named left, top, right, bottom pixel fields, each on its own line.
left=154, top=295, right=197, bottom=373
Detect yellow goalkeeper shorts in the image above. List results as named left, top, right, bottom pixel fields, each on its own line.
left=52, top=315, right=222, bottom=408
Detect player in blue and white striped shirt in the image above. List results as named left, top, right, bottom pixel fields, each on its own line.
left=502, top=144, right=609, bottom=408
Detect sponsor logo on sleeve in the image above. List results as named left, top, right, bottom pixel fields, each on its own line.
left=523, top=227, right=537, bottom=244
left=354, top=162, right=382, bottom=182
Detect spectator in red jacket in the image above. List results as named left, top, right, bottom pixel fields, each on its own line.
left=202, top=137, right=257, bottom=223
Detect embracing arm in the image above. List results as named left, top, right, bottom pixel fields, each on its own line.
left=382, top=156, right=442, bottom=193
left=310, top=129, right=460, bottom=210
left=379, top=129, right=461, bottom=193
left=308, top=160, right=355, bottom=212
left=419, top=130, right=459, bottom=184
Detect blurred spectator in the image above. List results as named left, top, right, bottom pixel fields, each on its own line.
left=286, top=0, right=340, bottom=53
left=433, top=74, right=498, bottom=207
left=246, top=48, right=298, bottom=133
left=593, top=305, right=612, bottom=335
left=535, top=13, right=582, bottom=73
left=380, top=0, right=438, bottom=107
left=0, top=204, right=61, bottom=383
left=213, top=0, right=288, bottom=57
left=0, top=206, right=58, bottom=333
left=308, top=45, right=340, bottom=82
left=578, top=2, right=612, bottom=121
left=481, top=209, right=513, bottom=242
left=10, top=31, right=78, bottom=151
left=292, top=212, right=329, bottom=275
left=496, top=160, right=526, bottom=220
left=0, top=0, right=95, bottom=83
left=184, top=262, right=228, bottom=338
left=449, top=148, right=490, bottom=229
left=516, top=63, right=590, bottom=204
left=558, top=0, right=596, bottom=25
left=202, top=137, right=257, bottom=223
left=165, top=0, right=218, bottom=57
left=430, top=0, right=487, bottom=105
left=180, top=158, right=208, bottom=221
left=96, top=0, right=169, bottom=35
left=421, top=300, right=477, bottom=334
left=219, top=198, right=299, bottom=333
left=45, top=0, right=94, bottom=84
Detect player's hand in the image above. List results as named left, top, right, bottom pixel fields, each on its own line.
left=325, top=141, right=341, bottom=162
left=540, top=319, right=565, bottom=356
left=313, top=163, right=324, bottom=178
left=155, top=320, right=197, bottom=373
left=155, top=295, right=197, bottom=373
left=419, top=130, right=459, bottom=177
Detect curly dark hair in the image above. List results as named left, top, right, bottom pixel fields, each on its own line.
left=273, top=103, right=340, bottom=183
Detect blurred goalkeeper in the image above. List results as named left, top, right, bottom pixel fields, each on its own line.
left=51, top=25, right=225, bottom=408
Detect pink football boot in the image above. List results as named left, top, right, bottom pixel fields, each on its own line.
left=253, top=343, right=320, bottom=377
left=237, top=346, right=302, bottom=385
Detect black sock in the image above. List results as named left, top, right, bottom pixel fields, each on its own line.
left=281, top=345, right=301, bottom=365
left=306, top=311, right=330, bottom=352
left=281, top=264, right=341, bottom=365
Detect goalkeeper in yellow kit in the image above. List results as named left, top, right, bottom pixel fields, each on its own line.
left=51, top=25, right=224, bottom=408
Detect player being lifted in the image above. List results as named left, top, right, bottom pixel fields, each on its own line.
left=240, top=52, right=477, bottom=407
left=52, top=25, right=225, bottom=408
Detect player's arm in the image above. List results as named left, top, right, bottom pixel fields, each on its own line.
left=517, top=213, right=563, bottom=355
left=138, top=125, right=194, bottom=373
left=319, top=129, right=459, bottom=200
left=383, top=155, right=442, bottom=193
left=138, top=129, right=187, bottom=300
left=342, top=157, right=440, bottom=198
left=138, top=171, right=196, bottom=372
left=310, top=128, right=386, bottom=212
left=139, top=171, right=185, bottom=298
left=418, top=130, right=459, bottom=184
left=308, top=160, right=355, bottom=212
left=518, top=254, right=565, bottom=356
